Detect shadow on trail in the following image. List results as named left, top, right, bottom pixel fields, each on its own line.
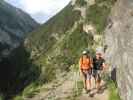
left=89, top=83, right=108, bottom=97
left=97, top=83, right=108, bottom=94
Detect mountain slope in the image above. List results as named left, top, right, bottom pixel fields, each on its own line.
left=13, top=0, right=119, bottom=99
left=26, top=4, right=81, bottom=55
left=0, top=0, right=39, bottom=58
left=25, top=0, right=115, bottom=81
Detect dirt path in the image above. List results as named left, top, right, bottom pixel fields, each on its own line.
left=27, top=71, right=109, bottom=100
left=26, top=72, right=75, bottom=100
left=77, top=79, right=109, bottom=100
left=78, top=89, right=109, bottom=100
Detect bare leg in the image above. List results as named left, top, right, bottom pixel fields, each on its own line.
left=93, top=70, right=97, bottom=88
left=82, top=73, right=87, bottom=90
left=87, top=79, right=91, bottom=90
left=94, top=77, right=97, bottom=88
left=97, top=74, right=101, bottom=90
left=84, top=78, right=87, bottom=90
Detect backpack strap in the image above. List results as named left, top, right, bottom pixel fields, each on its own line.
left=87, top=55, right=92, bottom=67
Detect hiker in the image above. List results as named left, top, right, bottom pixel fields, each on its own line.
left=79, top=50, right=93, bottom=93
left=92, top=51, right=106, bottom=91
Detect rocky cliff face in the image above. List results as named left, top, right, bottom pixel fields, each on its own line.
left=0, top=0, right=38, bottom=58
left=105, top=0, right=133, bottom=100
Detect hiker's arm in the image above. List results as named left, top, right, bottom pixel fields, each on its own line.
left=90, top=58, right=93, bottom=68
left=102, top=63, right=107, bottom=71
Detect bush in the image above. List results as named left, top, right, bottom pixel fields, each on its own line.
left=108, top=80, right=121, bottom=100
left=95, top=0, right=116, bottom=5
left=61, top=24, right=94, bottom=64
left=87, top=4, right=110, bottom=33
left=0, top=94, right=4, bottom=100
left=53, top=55, right=73, bottom=71
left=39, top=63, right=56, bottom=84
left=86, top=0, right=116, bottom=33
left=75, top=0, right=87, bottom=6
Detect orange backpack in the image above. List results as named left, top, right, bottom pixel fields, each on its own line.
left=79, top=56, right=92, bottom=70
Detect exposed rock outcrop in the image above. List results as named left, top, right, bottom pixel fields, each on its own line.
left=105, top=0, right=133, bottom=100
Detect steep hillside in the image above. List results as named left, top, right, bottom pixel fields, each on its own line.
left=105, top=0, right=133, bottom=100
left=0, top=0, right=38, bottom=58
left=26, top=4, right=81, bottom=55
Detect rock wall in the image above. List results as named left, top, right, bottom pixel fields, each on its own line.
left=105, top=0, right=133, bottom=100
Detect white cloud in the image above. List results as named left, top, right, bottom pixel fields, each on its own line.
left=6, top=0, right=71, bottom=23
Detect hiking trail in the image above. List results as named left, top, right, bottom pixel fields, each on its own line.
left=26, top=69, right=109, bottom=100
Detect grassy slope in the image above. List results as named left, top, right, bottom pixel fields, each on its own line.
left=27, top=4, right=81, bottom=53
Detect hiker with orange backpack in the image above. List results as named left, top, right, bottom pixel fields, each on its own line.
left=79, top=50, right=93, bottom=93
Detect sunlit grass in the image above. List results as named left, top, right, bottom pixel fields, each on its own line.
left=108, top=81, right=121, bottom=100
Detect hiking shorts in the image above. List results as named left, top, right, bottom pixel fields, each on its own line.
left=81, top=69, right=92, bottom=80
left=93, top=69, right=102, bottom=81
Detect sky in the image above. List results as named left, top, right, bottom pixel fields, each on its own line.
left=6, top=0, right=71, bottom=23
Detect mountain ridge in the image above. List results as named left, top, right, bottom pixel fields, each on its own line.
left=0, top=0, right=39, bottom=58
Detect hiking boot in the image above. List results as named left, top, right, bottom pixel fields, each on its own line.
left=87, top=89, right=91, bottom=93
left=88, top=90, right=94, bottom=97
left=83, top=89, right=90, bottom=94
left=89, top=93, right=94, bottom=97
left=97, top=87, right=102, bottom=94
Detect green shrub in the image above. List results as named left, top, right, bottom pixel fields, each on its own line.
left=86, top=0, right=116, bottom=33
left=53, top=55, right=73, bottom=71
left=22, top=83, right=40, bottom=98
left=61, top=24, right=94, bottom=64
left=87, top=4, right=110, bottom=33
left=95, top=0, right=116, bottom=5
left=75, top=0, right=87, bottom=6
left=37, top=61, right=56, bottom=84
left=108, top=81, right=121, bottom=100
left=0, top=94, right=4, bottom=100
left=13, top=96, right=24, bottom=100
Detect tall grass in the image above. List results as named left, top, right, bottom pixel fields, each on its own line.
left=108, top=81, right=121, bottom=100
